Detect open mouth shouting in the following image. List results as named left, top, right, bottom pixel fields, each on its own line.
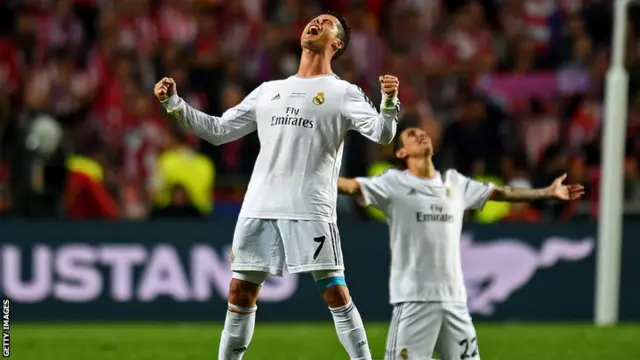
left=306, top=24, right=321, bottom=36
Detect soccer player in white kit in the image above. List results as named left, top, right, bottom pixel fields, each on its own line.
left=337, top=127, right=585, bottom=360
left=154, top=11, right=401, bottom=360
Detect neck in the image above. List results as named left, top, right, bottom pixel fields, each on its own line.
left=407, top=157, right=436, bottom=179
left=297, top=49, right=333, bottom=77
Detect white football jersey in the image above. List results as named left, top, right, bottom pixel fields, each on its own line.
left=162, top=74, right=400, bottom=222
left=355, top=169, right=494, bottom=304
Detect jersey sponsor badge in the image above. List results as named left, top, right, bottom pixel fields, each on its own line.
left=312, top=92, right=325, bottom=105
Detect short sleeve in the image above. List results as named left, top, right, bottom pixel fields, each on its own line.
left=355, top=172, right=395, bottom=210
left=455, top=171, right=495, bottom=210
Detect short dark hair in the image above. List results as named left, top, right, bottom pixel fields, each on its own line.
left=393, top=130, right=408, bottom=169
left=324, top=10, right=350, bottom=60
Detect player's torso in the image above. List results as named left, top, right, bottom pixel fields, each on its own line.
left=241, top=76, right=348, bottom=221
left=386, top=171, right=467, bottom=303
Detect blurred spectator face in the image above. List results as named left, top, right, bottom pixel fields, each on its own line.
left=517, top=36, right=536, bottom=56
left=114, top=56, right=134, bottom=80
left=170, top=67, right=188, bottom=88
left=170, top=186, right=190, bottom=206
left=99, top=11, right=117, bottom=34
left=16, top=13, right=36, bottom=39
left=55, top=0, right=74, bottom=19
left=453, top=9, right=473, bottom=33
left=567, top=14, right=584, bottom=38
left=162, top=44, right=181, bottom=65
left=471, top=159, right=485, bottom=175
left=197, top=13, right=217, bottom=34
left=132, top=93, right=152, bottom=117
left=222, top=86, right=244, bottom=109
left=263, top=24, right=282, bottom=50
left=590, top=49, right=609, bottom=78
left=466, top=1, right=485, bottom=27
left=469, top=99, right=487, bottom=120
left=572, top=36, right=592, bottom=63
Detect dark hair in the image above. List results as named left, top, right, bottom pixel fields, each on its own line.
left=324, top=10, right=350, bottom=59
left=392, top=130, right=408, bottom=169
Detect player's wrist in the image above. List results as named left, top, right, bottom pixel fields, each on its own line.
left=160, top=93, right=180, bottom=109
left=541, top=187, right=554, bottom=199
left=381, top=92, right=398, bottom=109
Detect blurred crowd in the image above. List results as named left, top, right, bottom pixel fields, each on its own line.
left=1, top=0, right=640, bottom=222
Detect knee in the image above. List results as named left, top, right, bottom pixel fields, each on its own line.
left=312, top=270, right=350, bottom=308
left=228, top=271, right=267, bottom=308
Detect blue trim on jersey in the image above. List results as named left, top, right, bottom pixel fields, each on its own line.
left=316, top=276, right=346, bottom=289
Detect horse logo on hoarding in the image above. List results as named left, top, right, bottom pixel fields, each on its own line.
left=461, top=233, right=595, bottom=315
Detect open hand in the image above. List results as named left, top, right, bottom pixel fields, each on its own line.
left=547, top=173, right=585, bottom=201
left=379, top=75, right=399, bottom=98
left=154, top=77, right=177, bottom=102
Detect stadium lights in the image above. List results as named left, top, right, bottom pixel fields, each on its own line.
left=595, top=0, right=637, bottom=326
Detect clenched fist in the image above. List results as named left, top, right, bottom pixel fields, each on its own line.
left=154, top=77, right=177, bottom=102
left=379, top=75, right=399, bottom=98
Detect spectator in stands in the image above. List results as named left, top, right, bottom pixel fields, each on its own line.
left=149, top=184, right=203, bottom=219
left=153, top=128, right=214, bottom=217
left=0, top=0, right=636, bottom=221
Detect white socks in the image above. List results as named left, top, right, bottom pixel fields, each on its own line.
left=218, top=303, right=257, bottom=360
left=330, top=300, right=372, bottom=360
left=218, top=300, right=371, bottom=360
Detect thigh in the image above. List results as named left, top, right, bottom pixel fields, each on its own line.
left=385, top=302, right=442, bottom=360
left=277, top=220, right=344, bottom=274
left=231, top=218, right=285, bottom=276
left=435, top=303, right=480, bottom=360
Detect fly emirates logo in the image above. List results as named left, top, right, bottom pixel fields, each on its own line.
left=270, top=106, right=314, bottom=129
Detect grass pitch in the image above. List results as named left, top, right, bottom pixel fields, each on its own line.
left=11, top=322, right=640, bottom=360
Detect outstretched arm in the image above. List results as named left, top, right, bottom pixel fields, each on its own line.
left=338, top=177, right=361, bottom=196
left=490, top=174, right=585, bottom=202
left=155, top=78, right=259, bottom=146
left=343, top=76, right=400, bottom=145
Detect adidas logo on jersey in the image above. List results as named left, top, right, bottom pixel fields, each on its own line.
left=408, top=189, right=417, bottom=195
left=271, top=94, right=280, bottom=101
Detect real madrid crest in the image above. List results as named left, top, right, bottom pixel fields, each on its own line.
left=400, top=348, right=408, bottom=359
left=312, top=92, right=325, bottom=105
left=445, top=187, right=452, bottom=198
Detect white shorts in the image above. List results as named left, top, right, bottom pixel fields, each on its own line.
left=230, top=217, right=344, bottom=276
left=385, top=302, right=480, bottom=360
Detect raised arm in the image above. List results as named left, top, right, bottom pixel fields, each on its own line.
left=343, top=76, right=400, bottom=145
left=490, top=173, right=585, bottom=202
left=154, top=77, right=260, bottom=146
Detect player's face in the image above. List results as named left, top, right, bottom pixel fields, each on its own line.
left=396, top=128, right=433, bottom=160
left=300, top=14, right=343, bottom=56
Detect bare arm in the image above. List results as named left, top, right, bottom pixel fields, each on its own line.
left=490, top=174, right=585, bottom=203
left=337, top=177, right=361, bottom=196
left=489, top=185, right=552, bottom=202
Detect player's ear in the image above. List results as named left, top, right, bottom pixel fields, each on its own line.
left=395, top=148, right=407, bottom=160
left=332, top=38, right=344, bottom=53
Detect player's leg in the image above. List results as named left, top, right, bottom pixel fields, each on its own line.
left=218, top=271, right=268, bottom=360
left=278, top=219, right=372, bottom=360
left=218, top=218, right=284, bottom=360
left=312, top=270, right=372, bottom=360
left=384, top=302, right=442, bottom=360
left=434, top=302, right=480, bottom=360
